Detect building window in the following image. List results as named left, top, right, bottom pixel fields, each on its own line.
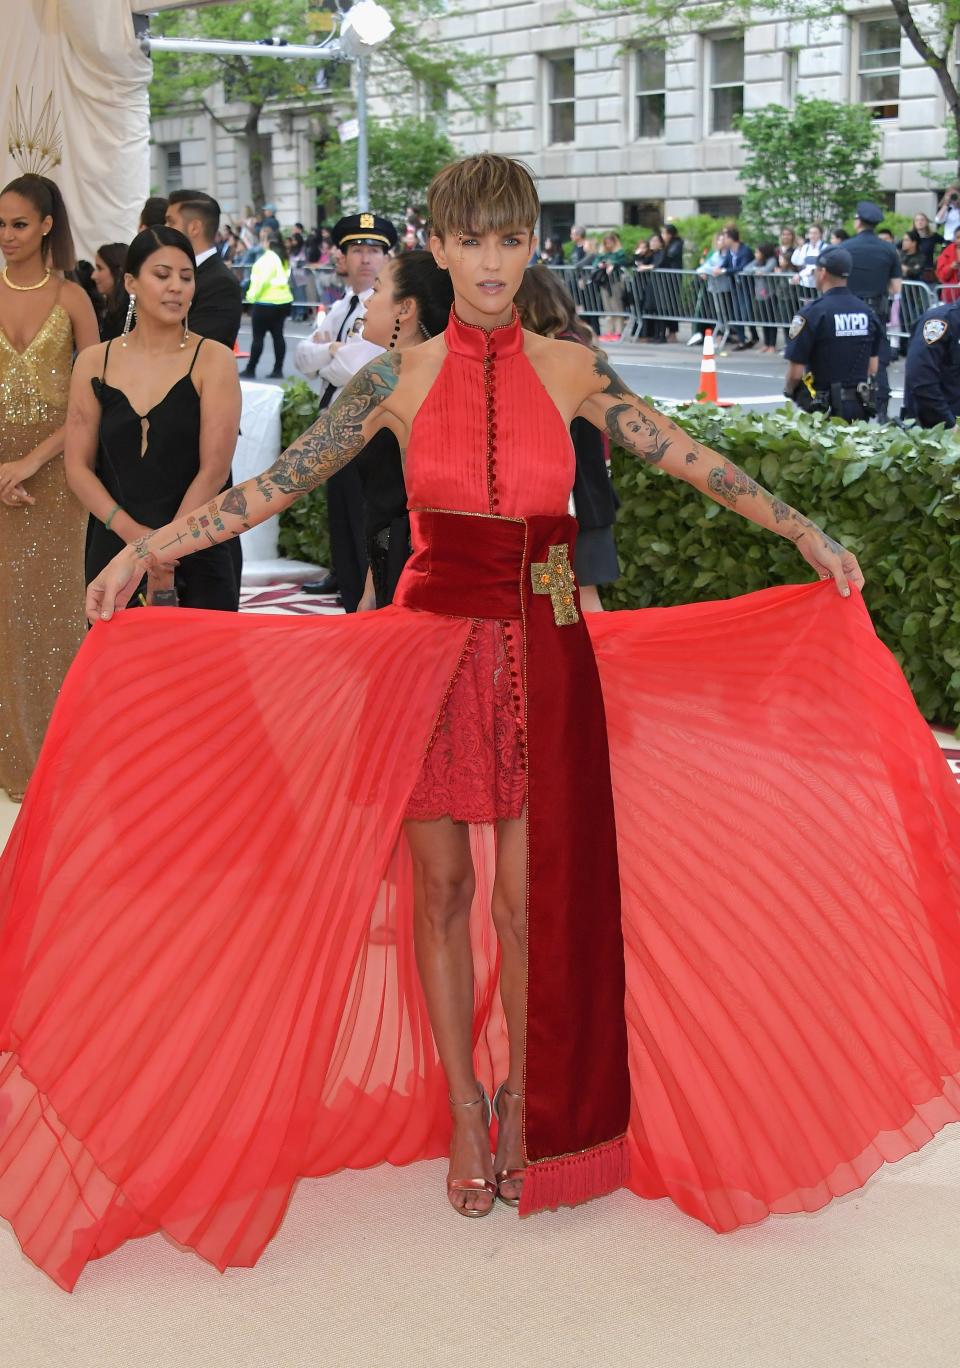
left=163, top=144, right=182, bottom=193
left=541, top=201, right=575, bottom=244
left=697, top=196, right=742, bottom=220
left=623, top=200, right=665, bottom=230
left=858, top=18, right=900, bottom=119
left=546, top=55, right=575, bottom=145
left=635, top=50, right=666, bottom=139
left=709, top=36, right=744, bottom=133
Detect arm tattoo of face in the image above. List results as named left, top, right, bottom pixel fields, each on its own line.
left=707, top=463, right=760, bottom=507
left=604, top=403, right=673, bottom=464
left=221, top=486, right=249, bottom=518
left=267, top=351, right=402, bottom=495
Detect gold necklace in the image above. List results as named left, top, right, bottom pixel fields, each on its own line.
left=2, top=267, right=51, bottom=292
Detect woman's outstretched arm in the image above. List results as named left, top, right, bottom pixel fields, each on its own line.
left=87, top=352, right=403, bottom=623
left=575, top=353, right=864, bottom=596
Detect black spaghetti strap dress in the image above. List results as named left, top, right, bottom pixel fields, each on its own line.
left=86, top=338, right=240, bottom=611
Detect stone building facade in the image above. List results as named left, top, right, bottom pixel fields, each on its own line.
left=147, top=3, right=958, bottom=236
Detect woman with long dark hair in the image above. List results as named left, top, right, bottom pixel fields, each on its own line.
left=515, top=264, right=620, bottom=610
left=65, top=227, right=242, bottom=610
left=0, top=173, right=99, bottom=800
left=91, top=242, right=129, bottom=341
left=242, top=231, right=293, bottom=379
left=353, top=249, right=454, bottom=608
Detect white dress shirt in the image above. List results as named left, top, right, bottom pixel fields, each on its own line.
left=194, top=246, right=218, bottom=268
left=294, top=286, right=383, bottom=400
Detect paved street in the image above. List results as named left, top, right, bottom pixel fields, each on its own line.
left=237, top=318, right=906, bottom=415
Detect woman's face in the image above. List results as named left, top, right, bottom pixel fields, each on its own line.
left=808, top=226, right=822, bottom=244
left=649, top=234, right=662, bottom=250
left=124, top=247, right=195, bottom=327
left=780, top=229, right=794, bottom=247
left=92, top=255, right=115, bottom=296
left=430, top=226, right=533, bottom=327
left=0, top=192, right=52, bottom=266
left=914, top=214, right=930, bottom=233
left=361, top=258, right=407, bottom=348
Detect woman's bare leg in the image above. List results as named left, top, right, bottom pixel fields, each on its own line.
left=490, top=812, right=528, bottom=1201
left=404, top=816, right=494, bottom=1213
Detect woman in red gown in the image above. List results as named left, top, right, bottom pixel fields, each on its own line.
left=1, top=156, right=959, bottom=1291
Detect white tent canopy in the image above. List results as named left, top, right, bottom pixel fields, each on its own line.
left=1, top=1, right=151, bottom=258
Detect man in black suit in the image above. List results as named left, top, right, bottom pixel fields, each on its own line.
left=165, top=191, right=245, bottom=599
left=165, top=191, right=243, bottom=348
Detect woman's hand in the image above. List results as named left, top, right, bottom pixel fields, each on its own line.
left=0, top=482, right=35, bottom=508
left=792, top=521, right=865, bottom=597
left=0, top=456, right=40, bottom=501
left=86, top=545, right=148, bottom=624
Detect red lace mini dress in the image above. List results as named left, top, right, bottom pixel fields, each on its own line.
left=403, top=309, right=574, bottom=823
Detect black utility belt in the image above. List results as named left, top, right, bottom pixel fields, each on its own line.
left=816, top=385, right=866, bottom=402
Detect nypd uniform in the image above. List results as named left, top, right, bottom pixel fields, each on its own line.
left=901, top=302, right=960, bottom=427
left=294, top=213, right=398, bottom=611
left=845, top=201, right=901, bottom=420
left=783, top=248, right=883, bottom=420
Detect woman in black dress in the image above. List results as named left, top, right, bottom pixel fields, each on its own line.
left=352, top=250, right=453, bottom=609
left=515, top=265, right=620, bottom=610
left=65, top=228, right=242, bottom=610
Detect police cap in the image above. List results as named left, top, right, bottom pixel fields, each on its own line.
left=854, top=201, right=884, bottom=225
left=332, top=213, right=398, bottom=251
left=818, top=247, right=852, bottom=278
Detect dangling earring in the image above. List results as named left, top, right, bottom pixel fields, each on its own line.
left=419, top=321, right=431, bottom=340
left=181, top=312, right=190, bottom=349
left=121, top=294, right=136, bottom=347
left=389, top=316, right=402, bottom=350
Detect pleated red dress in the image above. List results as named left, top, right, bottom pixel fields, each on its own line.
left=2, top=309, right=960, bottom=1292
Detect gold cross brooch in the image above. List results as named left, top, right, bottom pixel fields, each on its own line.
left=531, top=544, right=579, bottom=626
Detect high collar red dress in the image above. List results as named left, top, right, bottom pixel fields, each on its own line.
left=1, top=309, right=959, bottom=1291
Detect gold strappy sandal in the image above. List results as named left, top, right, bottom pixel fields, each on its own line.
left=492, top=1082, right=526, bottom=1208
left=446, top=1082, right=497, bottom=1218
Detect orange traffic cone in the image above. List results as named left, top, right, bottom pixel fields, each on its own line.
left=696, top=329, right=719, bottom=404
left=233, top=337, right=250, bottom=360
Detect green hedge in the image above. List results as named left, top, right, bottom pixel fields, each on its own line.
left=607, top=405, right=960, bottom=726
left=277, top=380, right=329, bottom=570
left=277, top=384, right=960, bottom=725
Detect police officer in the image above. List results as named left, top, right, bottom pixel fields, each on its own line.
left=783, top=247, right=883, bottom=419
left=844, top=200, right=902, bottom=420
left=901, top=298, right=960, bottom=427
left=295, top=212, right=398, bottom=610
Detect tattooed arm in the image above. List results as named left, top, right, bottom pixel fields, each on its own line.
left=576, top=353, right=864, bottom=596
left=86, top=351, right=403, bottom=623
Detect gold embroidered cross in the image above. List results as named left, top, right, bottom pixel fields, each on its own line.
left=531, top=544, right=579, bottom=626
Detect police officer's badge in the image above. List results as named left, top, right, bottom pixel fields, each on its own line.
left=923, top=318, right=948, bottom=345
left=788, top=315, right=806, bottom=339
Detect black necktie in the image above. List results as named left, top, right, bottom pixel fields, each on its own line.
left=336, top=294, right=360, bottom=342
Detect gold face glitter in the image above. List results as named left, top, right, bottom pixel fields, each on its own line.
left=0, top=303, right=87, bottom=799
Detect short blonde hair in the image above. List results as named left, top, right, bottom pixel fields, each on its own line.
left=428, top=154, right=539, bottom=241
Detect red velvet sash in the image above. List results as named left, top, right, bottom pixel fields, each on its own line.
left=395, top=509, right=631, bottom=1212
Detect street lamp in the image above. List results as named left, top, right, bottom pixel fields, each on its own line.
left=141, top=0, right=394, bottom=212
left=338, top=1, right=394, bottom=211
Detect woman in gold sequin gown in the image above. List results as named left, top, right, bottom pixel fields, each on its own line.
left=0, top=175, right=99, bottom=800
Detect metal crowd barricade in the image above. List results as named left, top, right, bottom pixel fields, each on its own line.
left=548, top=264, right=933, bottom=348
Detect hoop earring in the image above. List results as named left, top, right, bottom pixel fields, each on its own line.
left=120, top=294, right=136, bottom=347
left=389, top=316, right=402, bottom=350
left=181, top=313, right=190, bottom=349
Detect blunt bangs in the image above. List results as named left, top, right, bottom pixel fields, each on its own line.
left=427, top=154, right=540, bottom=241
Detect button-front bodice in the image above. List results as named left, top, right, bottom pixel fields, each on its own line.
left=404, top=308, right=574, bottom=518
